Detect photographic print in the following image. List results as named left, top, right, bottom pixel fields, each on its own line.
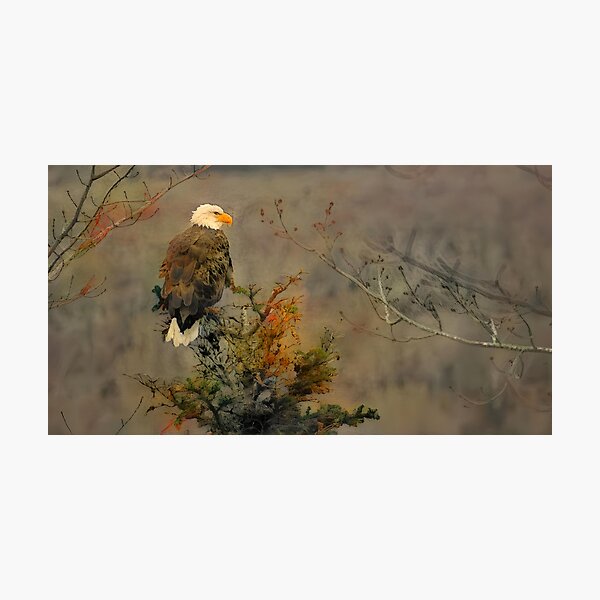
left=48, top=165, right=552, bottom=434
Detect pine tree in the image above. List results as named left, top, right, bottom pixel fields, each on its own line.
left=137, top=274, right=379, bottom=434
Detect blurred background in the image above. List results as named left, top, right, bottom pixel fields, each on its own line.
left=48, top=165, right=551, bottom=434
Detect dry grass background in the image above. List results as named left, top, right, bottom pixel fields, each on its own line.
left=48, top=165, right=551, bottom=434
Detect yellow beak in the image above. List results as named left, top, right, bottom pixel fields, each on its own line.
left=217, top=212, right=233, bottom=224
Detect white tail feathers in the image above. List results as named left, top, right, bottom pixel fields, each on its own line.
left=165, top=318, right=200, bottom=347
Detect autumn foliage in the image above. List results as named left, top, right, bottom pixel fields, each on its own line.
left=137, top=275, right=379, bottom=434
left=49, top=165, right=211, bottom=310
left=76, top=192, right=162, bottom=255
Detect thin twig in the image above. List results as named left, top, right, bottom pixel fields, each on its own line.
left=48, top=165, right=98, bottom=258
left=115, top=397, right=144, bottom=434
left=60, top=411, right=73, bottom=434
left=367, top=239, right=551, bottom=317
left=272, top=200, right=551, bottom=354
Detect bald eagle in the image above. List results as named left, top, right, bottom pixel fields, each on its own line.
left=159, top=204, right=234, bottom=347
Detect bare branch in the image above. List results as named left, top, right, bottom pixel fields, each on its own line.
left=92, top=165, right=120, bottom=180
left=340, top=311, right=435, bottom=344
left=48, top=276, right=107, bottom=309
left=101, top=165, right=136, bottom=205
left=517, top=165, right=552, bottom=190
left=48, top=165, right=96, bottom=258
left=49, top=165, right=211, bottom=310
left=270, top=199, right=551, bottom=354
left=115, top=397, right=144, bottom=434
left=60, top=411, right=73, bottom=434
left=367, top=238, right=551, bottom=318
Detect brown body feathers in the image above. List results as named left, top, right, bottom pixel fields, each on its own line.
left=159, top=226, right=233, bottom=331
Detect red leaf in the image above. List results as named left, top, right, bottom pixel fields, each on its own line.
left=160, top=418, right=176, bottom=434
left=138, top=203, right=160, bottom=221
left=79, top=276, right=97, bottom=296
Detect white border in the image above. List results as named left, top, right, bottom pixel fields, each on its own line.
left=4, top=1, right=598, bottom=598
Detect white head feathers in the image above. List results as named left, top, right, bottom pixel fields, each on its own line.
left=190, top=204, right=233, bottom=229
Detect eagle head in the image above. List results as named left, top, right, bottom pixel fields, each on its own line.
left=190, top=204, right=233, bottom=230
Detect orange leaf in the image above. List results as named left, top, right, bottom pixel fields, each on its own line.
left=138, top=203, right=160, bottom=221
left=77, top=238, right=95, bottom=251
left=79, top=276, right=96, bottom=296
left=160, top=418, right=176, bottom=434
left=78, top=205, right=121, bottom=250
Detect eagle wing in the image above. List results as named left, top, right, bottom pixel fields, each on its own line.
left=159, top=226, right=232, bottom=329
